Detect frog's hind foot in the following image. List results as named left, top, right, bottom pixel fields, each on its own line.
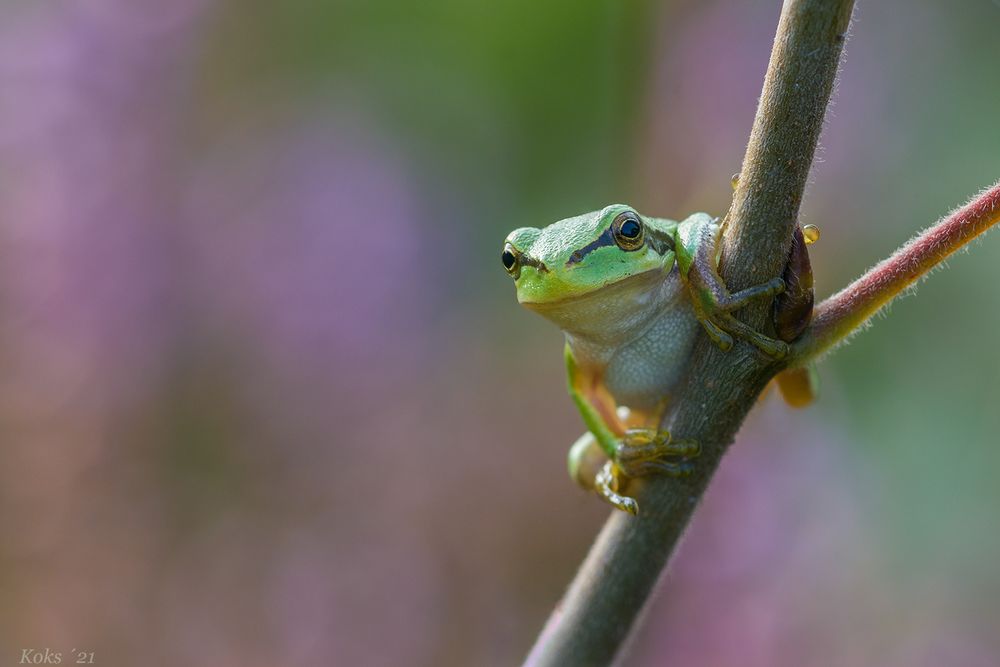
left=594, top=462, right=639, bottom=515
left=593, top=429, right=702, bottom=515
left=615, top=428, right=700, bottom=478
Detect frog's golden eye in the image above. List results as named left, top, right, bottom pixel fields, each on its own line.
left=612, top=211, right=644, bottom=251
left=501, top=243, right=521, bottom=278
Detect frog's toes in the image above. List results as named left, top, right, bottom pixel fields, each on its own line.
left=723, top=277, right=786, bottom=311
left=594, top=462, right=639, bottom=515
left=614, top=429, right=701, bottom=479
left=726, top=319, right=787, bottom=359
left=589, top=431, right=702, bottom=515
left=700, top=318, right=735, bottom=351
left=619, top=457, right=697, bottom=479
left=702, top=303, right=789, bottom=359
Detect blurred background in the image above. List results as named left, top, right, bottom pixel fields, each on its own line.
left=1, top=0, right=998, bottom=665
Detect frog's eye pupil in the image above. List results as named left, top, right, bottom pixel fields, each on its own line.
left=502, top=249, right=517, bottom=270
left=620, top=219, right=641, bottom=239
left=612, top=212, right=645, bottom=250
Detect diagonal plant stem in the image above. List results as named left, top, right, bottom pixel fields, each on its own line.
left=791, top=181, right=1000, bottom=361
left=524, top=1, right=855, bottom=665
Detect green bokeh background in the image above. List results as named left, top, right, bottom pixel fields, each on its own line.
left=1, top=1, right=998, bottom=665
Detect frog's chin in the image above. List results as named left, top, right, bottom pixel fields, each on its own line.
left=520, top=269, right=677, bottom=345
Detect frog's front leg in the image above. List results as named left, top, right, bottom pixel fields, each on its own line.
left=565, top=344, right=699, bottom=515
left=676, top=215, right=789, bottom=359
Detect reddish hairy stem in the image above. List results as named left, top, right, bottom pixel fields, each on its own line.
left=793, top=181, right=1000, bottom=361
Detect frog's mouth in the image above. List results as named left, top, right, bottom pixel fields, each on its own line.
left=518, top=267, right=662, bottom=307
left=519, top=268, right=672, bottom=343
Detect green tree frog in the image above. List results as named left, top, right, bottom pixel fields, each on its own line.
left=502, top=205, right=814, bottom=514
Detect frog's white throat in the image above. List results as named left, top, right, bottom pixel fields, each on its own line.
left=524, top=267, right=685, bottom=347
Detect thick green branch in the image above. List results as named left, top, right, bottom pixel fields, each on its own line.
left=523, top=1, right=855, bottom=665
left=792, top=181, right=1000, bottom=361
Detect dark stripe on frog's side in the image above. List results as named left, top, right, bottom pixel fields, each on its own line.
left=522, top=253, right=549, bottom=273
left=566, top=227, right=616, bottom=265
left=565, top=221, right=677, bottom=267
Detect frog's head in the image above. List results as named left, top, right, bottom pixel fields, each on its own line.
left=501, top=204, right=676, bottom=341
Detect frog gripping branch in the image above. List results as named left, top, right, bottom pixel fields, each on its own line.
left=512, top=0, right=1000, bottom=664
left=502, top=185, right=1000, bottom=515
left=502, top=206, right=822, bottom=514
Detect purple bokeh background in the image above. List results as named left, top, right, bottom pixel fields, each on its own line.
left=2, top=1, right=999, bottom=665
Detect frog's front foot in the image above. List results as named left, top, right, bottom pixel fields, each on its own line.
left=695, top=277, right=789, bottom=359
left=593, top=429, right=701, bottom=515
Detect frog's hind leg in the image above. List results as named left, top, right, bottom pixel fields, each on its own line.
left=772, top=224, right=818, bottom=407
left=773, top=225, right=815, bottom=342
